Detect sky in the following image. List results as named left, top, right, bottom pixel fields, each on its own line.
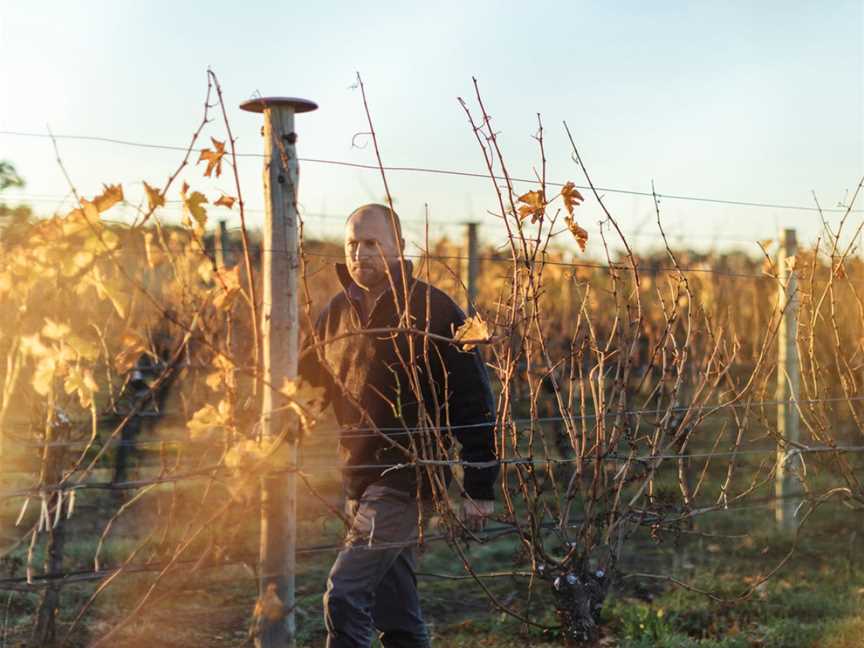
left=1, top=0, right=862, bottom=255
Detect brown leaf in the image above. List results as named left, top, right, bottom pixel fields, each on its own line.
left=784, top=255, right=797, bottom=272
left=564, top=215, right=588, bottom=252
left=90, top=184, right=124, bottom=213
left=254, top=583, right=285, bottom=622
left=516, top=190, right=545, bottom=223
left=143, top=181, right=165, bottom=211
left=213, top=265, right=243, bottom=309
left=453, top=315, right=491, bottom=351
left=214, top=194, right=236, bottom=209
left=197, top=137, right=226, bottom=178
left=560, top=181, right=584, bottom=215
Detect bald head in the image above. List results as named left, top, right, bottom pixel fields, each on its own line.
left=344, top=203, right=405, bottom=290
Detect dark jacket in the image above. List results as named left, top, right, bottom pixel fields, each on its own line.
left=298, top=260, right=499, bottom=501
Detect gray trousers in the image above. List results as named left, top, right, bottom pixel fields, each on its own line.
left=323, top=484, right=431, bottom=648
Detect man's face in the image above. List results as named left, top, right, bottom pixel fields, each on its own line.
left=344, top=208, right=403, bottom=290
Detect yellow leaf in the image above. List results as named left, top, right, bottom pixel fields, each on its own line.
left=758, top=238, right=774, bottom=250
left=143, top=181, right=165, bottom=211
left=32, top=359, right=56, bottom=396
left=214, top=194, right=236, bottom=209
left=224, top=438, right=264, bottom=470
left=100, top=228, right=120, bottom=251
left=198, top=259, right=214, bottom=284
left=63, top=366, right=99, bottom=408
left=453, top=315, right=490, bottom=351
left=205, top=371, right=223, bottom=391
left=564, top=215, right=588, bottom=252
left=197, top=137, right=226, bottom=178
left=87, top=267, right=126, bottom=318
left=181, top=185, right=208, bottom=236
left=73, top=251, right=94, bottom=271
left=42, top=318, right=70, bottom=340
left=560, top=181, right=584, bottom=215
left=784, top=256, right=797, bottom=272
left=20, top=334, right=51, bottom=359
left=516, top=190, right=545, bottom=223
left=66, top=334, right=100, bottom=362
left=187, top=401, right=231, bottom=439
left=61, top=208, right=92, bottom=237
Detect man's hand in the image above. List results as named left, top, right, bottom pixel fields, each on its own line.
left=461, top=499, right=494, bottom=532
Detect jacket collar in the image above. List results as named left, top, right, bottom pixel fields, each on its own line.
left=335, top=259, right=415, bottom=318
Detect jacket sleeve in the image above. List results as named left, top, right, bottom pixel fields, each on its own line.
left=298, top=309, right=333, bottom=408
left=437, top=301, right=499, bottom=501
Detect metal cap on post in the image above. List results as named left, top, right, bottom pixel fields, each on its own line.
left=241, top=95, right=317, bottom=648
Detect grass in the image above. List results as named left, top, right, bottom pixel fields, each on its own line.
left=2, top=427, right=863, bottom=646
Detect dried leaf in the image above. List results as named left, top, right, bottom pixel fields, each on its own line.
left=63, top=366, right=99, bottom=408
left=213, top=265, right=243, bottom=310
left=198, top=259, right=214, bottom=284
left=197, top=137, right=226, bottom=178
left=31, top=358, right=57, bottom=397
left=453, top=315, right=490, bottom=351
left=254, top=584, right=285, bottom=622
left=187, top=400, right=231, bottom=439
left=181, top=185, right=208, bottom=236
left=564, top=215, right=588, bottom=252
left=560, top=181, right=584, bottom=215
left=516, top=190, right=545, bottom=223
left=42, top=319, right=70, bottom=340
left=114, top=331, right=149, bottom=373
left=784, top=255, right=797, bottom=272
left=143, top=181, right=165, bottom=211
left=224, top=438, right=266, bottom=503
left=214, top=194, right=236, bottom=209
left=90, top=184, right=124, bottom=213
left=279, top=378, right=328, bottom=433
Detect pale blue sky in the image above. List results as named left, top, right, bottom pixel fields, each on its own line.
left=1, top=0, right=862, bottom=252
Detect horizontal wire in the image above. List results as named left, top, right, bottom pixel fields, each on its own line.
left=5, top=193, right=773, bottom=244
left=2, top=444, right=863, bottom=501
left=1, top=129, right=859, bottom=214
left=3, top=393, right=864, bottom=450
left=296, top=249, right=772, bottom=280
left=0, top=492, right=814, bottom=590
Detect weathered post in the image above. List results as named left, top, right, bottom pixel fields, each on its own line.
left=775, top=228, right=800, bottom=531
left=465, top=221, right=479, bottom=315
left=240, top=96, right=317, bottom=647
left=215, top=218, right=230, bottom=267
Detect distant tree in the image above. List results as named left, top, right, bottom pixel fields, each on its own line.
left=0, top=161, right=31, bottom=241
left=0, top=161, right=24, bottom=192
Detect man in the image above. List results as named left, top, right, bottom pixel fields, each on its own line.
left=299, top=204, right=499, bottom=648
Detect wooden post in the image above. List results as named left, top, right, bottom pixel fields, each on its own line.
left=775, top=228, right=800, bottom=531
left=465, top=222, right=479, bottom=315
left=215, top=218, right=230, bottom=267
left=241, top=96, right=317, bottom=648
